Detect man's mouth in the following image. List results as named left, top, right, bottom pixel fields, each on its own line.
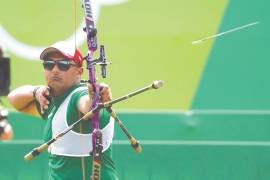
left=51, top=76, right=62, bottom=81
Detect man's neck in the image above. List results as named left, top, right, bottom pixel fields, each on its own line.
left=51, top=82, right=81, bottom=97
left=51, top=85, right=70, bottom=97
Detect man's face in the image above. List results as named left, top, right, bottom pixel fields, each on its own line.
left=43, top=52, right=83, bottom=93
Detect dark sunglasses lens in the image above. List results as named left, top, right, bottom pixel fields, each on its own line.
left=57, top=61, right=71, bottom=71
left=43, top=61, right=55, bottom=70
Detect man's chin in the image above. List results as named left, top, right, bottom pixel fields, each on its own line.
left=48, top=81, right=63, bottom=89
left=48, top=81, right=73, bottom=94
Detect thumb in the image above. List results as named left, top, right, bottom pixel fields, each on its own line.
left=87, top=84, right=95, bottom=99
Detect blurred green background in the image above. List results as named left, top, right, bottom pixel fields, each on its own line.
left=0, top=0, right=227, bottom=110
left=1, top=0, right=270, bottom=179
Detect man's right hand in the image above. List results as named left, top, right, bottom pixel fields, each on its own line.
left=34, top=86, right=51, bottom=114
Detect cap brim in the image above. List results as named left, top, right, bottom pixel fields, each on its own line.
left=40, top=47, right=72, bottom=60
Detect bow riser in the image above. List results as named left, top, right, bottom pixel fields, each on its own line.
left=81, top=0, right=103, bottom=179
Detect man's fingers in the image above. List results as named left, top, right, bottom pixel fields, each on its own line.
left=100, top=86, right=108, bottom=94
left=100, top=85, right=112, bottom=102
left=101, top=90, right=112, bottom=101
left=36, top=86, right=51, bottom=114
left=87, top=83, right=112, bottom=102
left=41, top=88, right=50, bottom=98
left=40, top=107, right=44, bottom=114
left=45, top=89, right=50, bottom=96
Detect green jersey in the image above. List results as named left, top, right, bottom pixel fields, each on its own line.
left=37, top=83, right=119, bottom=180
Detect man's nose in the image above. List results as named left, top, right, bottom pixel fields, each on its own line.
left=51, top=64, right=60, bottom=72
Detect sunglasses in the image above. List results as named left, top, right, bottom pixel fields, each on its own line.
left=43, top=60, right=78, bottom=71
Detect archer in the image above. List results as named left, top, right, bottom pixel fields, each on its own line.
left=8, top=41, right=119, bottom=180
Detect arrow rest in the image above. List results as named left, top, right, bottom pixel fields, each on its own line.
left=81, top=45, right=111, bottom=83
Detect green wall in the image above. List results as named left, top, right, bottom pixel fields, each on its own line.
left=1, top=111, right=270, bottom=180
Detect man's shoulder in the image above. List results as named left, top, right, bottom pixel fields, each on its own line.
left=74, top=83, right=87, bottom=91
left=72, top=85, right=88, bottom=97
left=68, top=85, right=88, bottom=107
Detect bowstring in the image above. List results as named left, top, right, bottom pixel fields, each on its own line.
left=73, top=1, right=86, bottom=180
left=73, top=0, right=77, bottom=49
